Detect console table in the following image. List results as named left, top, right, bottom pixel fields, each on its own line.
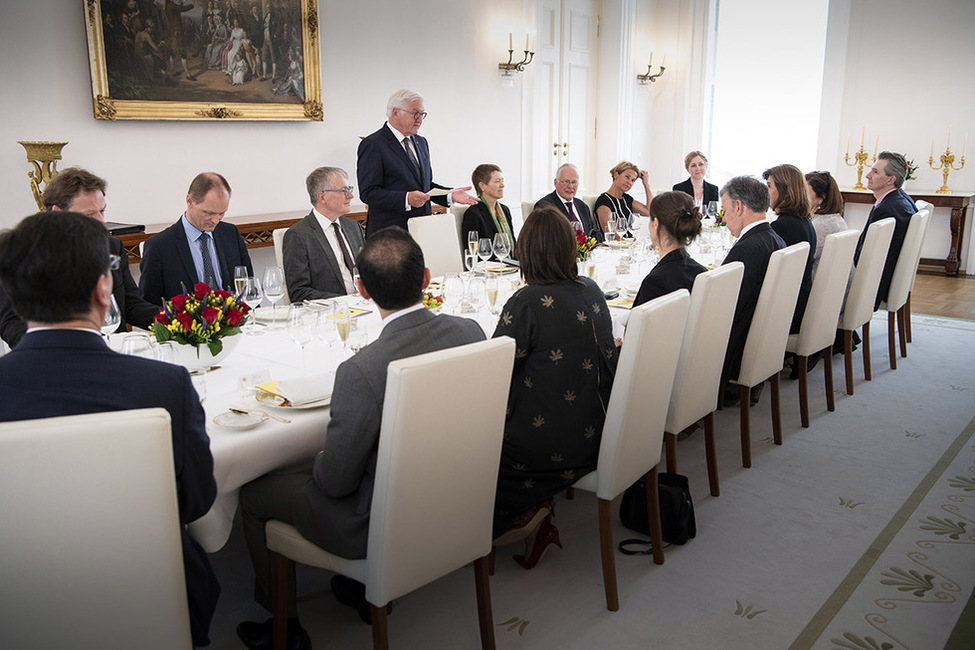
left=840, top=189, right=972, bottom=276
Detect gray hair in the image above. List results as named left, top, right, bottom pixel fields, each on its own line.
left=386, top=89, right=424, bottom=118
left=877, top=151, right=908, bottom=188
left=720, top=176, right=770, bottom=214
left=555, top=163, right=579, bottom=179
left=306, top=166, right=348, bottom=205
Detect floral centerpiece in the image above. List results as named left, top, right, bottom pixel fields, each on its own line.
left=576, top=230, right=598, bottom=261
left=715, top=209, right=727, bottom=227
left=151, top=282, right=250, bottom=357
left=905, top=157, right=919, bottom=181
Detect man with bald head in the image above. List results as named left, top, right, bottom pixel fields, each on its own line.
left=534, top=163, right=603, bottom=242
left=139, top=172, right=253, bottom=305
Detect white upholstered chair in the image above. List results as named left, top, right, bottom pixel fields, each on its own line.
left=271, top=227, right=291, bottom=305
left=449, top=203, right=469, bottom=252
left=521, top=201, right=535, bottom=222
left=663, top=263, right=744, bottom=497
left=906, top=201, right=934, bottom=343
left=579, top=193, right=599, bottom=214
left=839, top=217, right=895, bottom=395
left=785, top=230, right=859, bottom=427
left=728, top=242, right=808, bottom=468
left=572, top=290, right=690, bottom=611
left=407, top=211, right=464, bottom=277
left=0, top=408, right=192, bottom=650
left=879, top=209, right=930, bottom=368
left=266, top=337, right=516, bottom=650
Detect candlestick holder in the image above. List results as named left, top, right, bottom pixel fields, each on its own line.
left=843, top=145, right=874, bottom=190
left=928, top=147, right=965, bottom=194
left=18, top=141, right=68, bottom=210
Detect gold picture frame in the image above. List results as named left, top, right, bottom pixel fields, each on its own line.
left=84, top=0, right=322, bottom=121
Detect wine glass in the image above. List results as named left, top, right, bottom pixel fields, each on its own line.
left=492, top=233, right=509, bottom=261
left=616, top=214, right=629, bottom=240
left=315, top=302, right=338, bottom=348
left=349, top=267, right=364, bottom=306
left=464, top=250, right=478, bottom=280
left=101, top=294, right=121, bottom=337
left=467, top=231, right=479, bottom=257
left=626, top=214, right=639, bottom=239
left=477, top=238, right=493, bottom=269
left=262, top=266, right=285, bottom=326
left=234, top=266, right=249, bottom=296
left=240, top=276, right=264, bottom=335
left=467, top=276, right=485, bottom=313
left=288, top=305, right=315, bottom=371
left=443, top=273, right=465, bottom=314
left=707, top=201, right=720, bottom=220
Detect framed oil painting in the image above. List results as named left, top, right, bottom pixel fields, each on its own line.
left=83, top=0, right=322, bottom=121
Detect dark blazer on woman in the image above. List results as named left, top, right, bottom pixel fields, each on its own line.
left=461, top=201, right=516, bottom=258
left=634, top=247, right=707, bottom=307
left=770, top=213, right=817, bottom=333
left=673, top=178, right=719, bottom=205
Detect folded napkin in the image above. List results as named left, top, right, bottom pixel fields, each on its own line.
left=256, top=372, right=335, bottom=406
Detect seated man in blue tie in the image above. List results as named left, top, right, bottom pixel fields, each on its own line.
left=283, top=166, right=365, bottom=302
left=139, top=172, right=253, bottom=305
left=534, top=163, right=604, bottom=242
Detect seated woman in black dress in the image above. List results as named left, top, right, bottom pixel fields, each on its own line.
left=461, top=163, right=517, bottom=258
left=492, top=207, right=618, bottom=568
left=633, top=191, right=706, bottom=307
left=672, top=150, right=719, bottom=208
left=594, top=160, right=653, bottom=234
left=763, top=164, right=816, bottom=333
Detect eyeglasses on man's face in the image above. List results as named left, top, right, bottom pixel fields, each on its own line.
left=107, top=254, right=121, bottom=272
left=399, top=108, right=427, bottom=121
left=321, top=186, right=355, bottom=195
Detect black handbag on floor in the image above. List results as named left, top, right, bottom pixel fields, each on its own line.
left=618, top=472, right=696, bottom=553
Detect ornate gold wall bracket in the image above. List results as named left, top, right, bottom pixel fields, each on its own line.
left=18, top=141, right=68, bottom=210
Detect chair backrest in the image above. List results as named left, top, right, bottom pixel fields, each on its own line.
left=840, top=217, right=895, bottom=330
left=407, top=212, right=464, bottom=277
left=579, top=194, right=599, bottom=213
left=594, top=290, right=690, bottom=500
left=665, top=263, right=744, bottom=433
left=521, top=201, right=536, bottom=222
left=0, top=408, right=192, bottom=649
left=907, top=202, right=931, bottom=294
left=881, top=209, right=930, bottom=312
left=448, top=203, right=468, bottom=252
left=735, top=242, right=809, bottom=386
left=272, top=227, right=291, bottom=305
left=790, top=230, right=859, bottom=356
left=365, top=337, right=516, bottom=605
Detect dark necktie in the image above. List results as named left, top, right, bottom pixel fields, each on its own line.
left=403, top=136, right=421, bottom=175
left=565, top=201, right=576, bottom=219
left=197, top=232, right=217, bottom=287
left=332, top=222, right=356, bottom=276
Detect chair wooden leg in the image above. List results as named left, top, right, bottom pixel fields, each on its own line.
left=844, top=330, right=854, bottom=395
left=371, top=604, right=389, bottom=650
left=897, top=305, right=908, bottom=357
left=473, top=556, right=496, bottom=650
left=739, top=385, right=751, bottom=468
left=645, top=466, right=665, bottom=566
left=905, top=291, right=913, bottom=343
left=887, top=311, right=897, bottom=370
left=798, top=355, right=809, bottom=428
left=770, top=374, right=782, bottom=445
left=597, top=498, right=619, bottom=611
left=823, top=345, right=836, bottom=412
left=565, top=487, right=575, bottom=500
left=487, top=546, right=496, bottom=576
left=704, top=411, right=719, bottom=497
left=270, top=551, right=291, bottom=650
left=862, top=322, right=872, bottom=381
left=664, top=433, right=678, bottom=474
left=717, top=382, right=725, bottom=411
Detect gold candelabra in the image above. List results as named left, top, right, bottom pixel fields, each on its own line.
left=18, top=141, right=68, bottom=210
left=929, top=146, right=965, bottom=194
left=843, top=145, right=874, bottom=190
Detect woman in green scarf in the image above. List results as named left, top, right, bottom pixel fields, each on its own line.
left=461, top=163, right=517, bottom=259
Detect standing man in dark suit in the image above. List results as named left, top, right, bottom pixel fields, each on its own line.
left=283, top=166, right=364, bottom=302
left=534, top=163, right=604, bottom=242
left=0, top=167, right=159, bottom=348
left=139, top=172, right=252, bottom=305
left=719, top=176, right=786, bottom=392
left=0, top=212, right=219, bottom=647
left=855, top=151, right=917, bottom=309
left=236, top=228, right=485, bottom=649
left=357, top=89, right=476, bottom=237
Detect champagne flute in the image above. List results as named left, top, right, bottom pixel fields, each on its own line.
left=334, top=305, right=352, bottom=352
left=492, top=233, right=509, bottom=261
left=234, top=266, right=249, bottom=296
left=262, top=266, right=285, bottom=326
left=477, top=238, right=493, bottom=270
left=101, top=294, right=121, bottom=337
left=467, top=230, right=479, bottom=257
left=485, top=275, right=500, bottom=316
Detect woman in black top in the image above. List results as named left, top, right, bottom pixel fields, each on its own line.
left=673, top=150, right=719, bottom=208
left=461, top=163, right=517, bottom=259
left=594, top=160, right=653, bottom=235
left=633, top=191, right=706, bottom=307
left=763, top=163, right=816, bottom=333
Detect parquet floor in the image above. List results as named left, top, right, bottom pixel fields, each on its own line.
left=911, top=272, right=975, bottom=321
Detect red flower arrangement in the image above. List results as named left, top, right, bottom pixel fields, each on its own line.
left=151, top=282, right=251, bottom=355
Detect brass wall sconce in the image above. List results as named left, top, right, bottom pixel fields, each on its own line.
left=637, top=52, right=666, bottom=86
left=499, top=32, right=535, bottom=86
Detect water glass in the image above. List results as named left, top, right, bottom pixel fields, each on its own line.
left=101, top=294, right=121, bottom=336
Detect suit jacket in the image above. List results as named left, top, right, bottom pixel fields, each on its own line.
left=673, top=178, right=720, bottom=205
left=770, top=213, right=817, bottom=333
left=0, top=237, right=159, bottom=348
left=534, top=191, right=604, bottom=242
left=295, top=308, right=485, bottom=559
left=854, top=188, right=916, bottom=309
left=633, top=247, right=706, bottom=307
left=461, top=201, right=517, bottom=258
left=357, top=123, right=451, bottom=237
left=283, top=212, right=365, bottom=302
left=139, top=217, right=253, bottom=305
left=720, top=222, right=786, bottom=383
left=0, top=329, right=219, bottom=646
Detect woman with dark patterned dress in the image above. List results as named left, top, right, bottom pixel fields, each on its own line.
left=492, top=207, right=618, bottom=568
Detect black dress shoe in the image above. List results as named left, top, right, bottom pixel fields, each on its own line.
left=236, top=617, right=310, bottom=650
left=331, top=575, right=371, bottom=625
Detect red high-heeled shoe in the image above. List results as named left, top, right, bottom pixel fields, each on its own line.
left=513, top=518, right=563, bottom=569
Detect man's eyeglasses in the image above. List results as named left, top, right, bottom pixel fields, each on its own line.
left=557, top=179, right=579, bottom=186
left=107, top=254, right=121, bottom=272
left=399, top=109, right=428, bottom=120
left=321, top=186, right=355, bottom=195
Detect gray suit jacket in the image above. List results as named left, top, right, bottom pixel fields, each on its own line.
left=296, top=308, right=485, bottom=558
left=283, top=212, right=364, bottom=302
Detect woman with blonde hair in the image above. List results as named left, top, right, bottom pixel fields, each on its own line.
left=594, top=161, right=653, bottom=233
left=673, top=151, right=719, bottom=207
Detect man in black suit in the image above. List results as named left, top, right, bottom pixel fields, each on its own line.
left=283, top=166, right=365, bottom=302
left=356, top=89, right=476, bottom=237
left=855, top=151, right=917, bottom=309
left=139, top=172, right=252, bottom=305
left=236, top=228, right=485, bottom=649
left=720, top=176, right=786, bottom=389
left=534, top=163, right=604, bottom=242
left=0, top=211, right=219, bottom=647
left=0, top=167, right=159, bottom=348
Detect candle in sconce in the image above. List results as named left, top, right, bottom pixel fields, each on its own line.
left=874, top=136, right=879, bottom=157
left=648, top=52, right=653, bottom=67
left=846, top=135, right=851, bottom=155
left=525, top=33, right=529, bottom=51
left=508, top=32, right=512, bottom=50
left=860, top=126, right=865, bottom=147
left=947, top=127, right=951, bottom=149
left=530, top=35, right=535, bottom=52
left=661, top=53, right=667, bottom=67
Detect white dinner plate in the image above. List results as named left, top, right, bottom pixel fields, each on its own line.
left=255, top=390, right=331, bottom=410
left=212, top=410, right=268, bottom=430
left=251, top=307, right=289, bottom=322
